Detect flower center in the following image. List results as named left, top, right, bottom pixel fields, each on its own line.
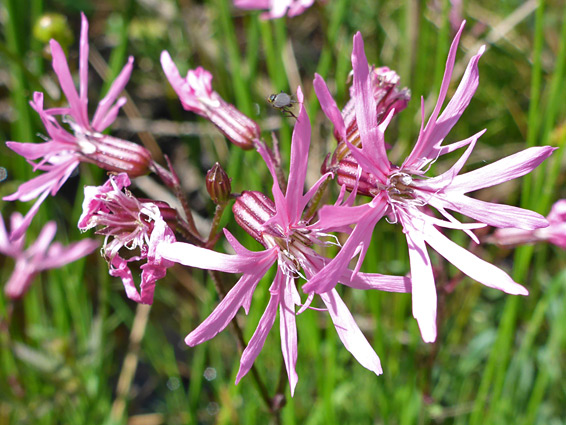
left=386, top=171, right=417, bottom=203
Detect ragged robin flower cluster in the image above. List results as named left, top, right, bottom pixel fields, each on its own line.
left=1, top=13, right=558, bottom=399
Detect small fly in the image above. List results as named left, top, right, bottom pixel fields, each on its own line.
left=267, top=91, right=298, bottom=119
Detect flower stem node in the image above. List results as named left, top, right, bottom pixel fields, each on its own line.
left=206, top=163, right=232, bottom=205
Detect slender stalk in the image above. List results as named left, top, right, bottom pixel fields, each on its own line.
left=110, top=303, right=152, bottom=423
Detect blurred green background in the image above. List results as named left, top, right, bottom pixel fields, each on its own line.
left=1, top=0, right=565, bottom=423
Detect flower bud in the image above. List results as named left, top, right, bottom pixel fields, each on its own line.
left=336, top=156, right=381, bottom=197
left=335, top=66, right=411, bottom=146
left=206, top=163, right=232, bottom=204
left=232, top=191, right=279, bottom=246
left=78, top=133, right=153, bottom=177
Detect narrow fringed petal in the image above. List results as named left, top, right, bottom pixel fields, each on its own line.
left=447, top=146, right=556, bottom=194
left=185, top=268, right=270, bottom=346
left=321, top=289, right=383, bottom=375
left=424, top=222, right=528, bottom=295
left=351, top=32, right=389, bottom=179
left=236, top=283, right=279, bottom=384
left=279, top=273, right=298, bottom=395
left=313, top=73, right=347, bottom=141
left=286, top=86, right=311, bottom=225
left=92, top=56, right=134, bottom=131
left=403, top=223, right=438, bottom=343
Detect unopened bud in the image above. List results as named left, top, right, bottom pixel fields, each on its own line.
left=336, top=66, right=411, bottom=146
left=232, top=191, right=279, bottom=246
left=206, top=163, right=232, bottom=204
left=79, top=134, right=152, bottom=177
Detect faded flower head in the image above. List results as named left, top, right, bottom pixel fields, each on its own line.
left=79, top=173, right=176, bottom=305
left=1, top=212, right=98, bottom=299
left=4, top=12, right=150, bottom=240
left=161, top=52, right=260, bottom=150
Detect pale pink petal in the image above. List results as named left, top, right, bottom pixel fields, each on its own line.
left=234, top=0, right=271, bottom=8
left=429, top=194, right=548, bottom=230
left=185, top=270, right=268, bottom=346
left=321, top=289, right=383, bottom=375
left=313, top=73, right=347, bottom=141
left=3, top=158, right=79, bottom=202
left=92, top=97, right=127, bottom=133
left=316, top=202, right=376, bottom=230
left=256, top=141, right=288, bottom=225
left=414, top=131, right=483, bottom=191
left=5, top=191, right=50, bottom=241
left=403, top=22, right=466, bottom=169
left=236, top=282, right=279, bottom=384
left=303, top=203, right=386, bottom=294
left=91, top=57, right=134, bottom=131
left=403, top=223, right=437, bottom=343
left=0, top=214, right=9, bottom=254
left=109, top=255, right=142, bottom=303
left=346, top=109, right=393, bottom=182
left=424, top=222, right=528, bottom=295
left=50, top=40, right=89, bottom=129
left=6, top=141, right=72, bottom=161
left=78, top=13, right=89, bottom=111
left=40, top=239, right=98, bottom=270
left=27, top=221, right=57, bottom=257
left=351, top=32, right=389, bottom=179
left=342, top=270, right=412, bottom=292
left=158, top=241, right=277, bottom=273
left=446, top=146, right=556, bottom=194
left=279, top=273, right=298, bottom=395
left=286, top=86, right=310, bottom=225
left=4, top=261, right=37, bottom=299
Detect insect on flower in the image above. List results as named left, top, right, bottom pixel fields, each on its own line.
left=267, top=91, right=298, bottom=118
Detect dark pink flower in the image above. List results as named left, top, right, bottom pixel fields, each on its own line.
left=78, top=173, right=176, bottom=305
left=158, top=88, right=411, bottom=394
left=0, top=212, right=98, bottom=299
left=306, top=23, right=555, bottom=342
left=4, top=13, right=150, bottom=240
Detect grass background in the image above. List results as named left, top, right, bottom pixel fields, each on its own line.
left=1, top=0, right=566, bottom=423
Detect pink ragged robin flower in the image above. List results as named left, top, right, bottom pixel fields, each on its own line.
left=78, top=173, right=176, bottom=305
left=157, top=87, right=411, bottom=395
left=490, top=200, right=566, bottom=249
left=234, top=0, right=315, bottom=19
left=4, top=13, right=151, bottom=240
left=305, top=22, right=555, bottom=342
left=0, top=212, right=98, bottom=299
left=161, top=52, right=260, bottom=150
